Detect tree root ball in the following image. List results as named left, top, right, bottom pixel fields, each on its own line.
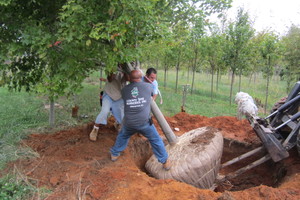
left=145, top=127, right=224, bottom=189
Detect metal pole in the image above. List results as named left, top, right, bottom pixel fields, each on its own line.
left=221, top=146, right=265, bottom=168
left=223, top=155, right=271, bottom=181
left=151, top=100, right=178, bottom=145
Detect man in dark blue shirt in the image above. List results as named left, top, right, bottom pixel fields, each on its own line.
left=110, top=70, right=171, bottom=170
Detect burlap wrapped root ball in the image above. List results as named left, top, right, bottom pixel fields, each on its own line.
left=145, top=127, right=223, bottom=189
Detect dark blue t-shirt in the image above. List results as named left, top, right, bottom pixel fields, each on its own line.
left=121, top=81, right=152, bottom=127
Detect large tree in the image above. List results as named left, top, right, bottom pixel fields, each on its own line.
left=223, top=8, right=254, bottom=104
left=0, top=0, right=232, bottom=125
left=259, top=32, right=281, bottom=113
left=201, top=31, right=225, bottom=100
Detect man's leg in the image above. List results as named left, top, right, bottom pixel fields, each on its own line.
left=110, top=125, right=134, bottom=161
left=111, top=98, right=124, bottom=125
left=90, top=93, right=112, bottom=141
left=111, top=98, right=124, bottom=132
left=95, top=93, right=112, bottom=125
left=140, top=123, right=168, bottom=164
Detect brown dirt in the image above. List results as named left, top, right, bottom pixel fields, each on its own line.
left=2, top=112, right=300, bottom=200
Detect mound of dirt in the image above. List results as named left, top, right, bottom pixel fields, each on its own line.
left=2, top=113, right=300, bottom=199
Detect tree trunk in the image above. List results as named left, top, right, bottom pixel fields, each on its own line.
left=175, top=50, right=181, bottom=93
left=49, top=99, right=55, bottom=127
left=164, top=66, right=167, bottom=88
left=175, top=64, right=179, bottom=93
left=264, top=74, right=270, bottom=114
left=191, top=69, right=195, bottom=95
left=187, top=60, right=191, bottom=82
left=191, top=48, right=198, bottom=95
left=136, top=60, right=141, bottom=69
left=264, top=56, right=271, bottom=114
left=238, top=70, right=242, bottom=92
left=248, top=72, right=253, bottom=85
left=151, top=100, right=177, bottom=145
left=229, top=70, right=235, bottom=105
left=210, top=66, right=214, bottom=101
left=175, top=63, right=179, bottom=93
left=216, top=68, right=219, bottom=91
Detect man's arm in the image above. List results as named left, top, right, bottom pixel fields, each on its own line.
left=152, top=94, right=158, bottom=101
left=152, top=80, right=159, bottom=101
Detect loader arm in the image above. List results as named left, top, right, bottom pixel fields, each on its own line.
left=248, top=116, right=289, bottom=162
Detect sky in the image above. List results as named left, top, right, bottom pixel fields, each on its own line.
left=212, top=0, right=300, bottom=35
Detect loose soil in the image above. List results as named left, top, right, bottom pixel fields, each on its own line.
left=2, top=112, right=300, bottom=199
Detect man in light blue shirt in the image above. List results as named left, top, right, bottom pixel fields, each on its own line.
left=142, top=67, right=159, bottom=101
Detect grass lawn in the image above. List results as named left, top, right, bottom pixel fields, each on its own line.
left=156, top=70, right=288, bottom=117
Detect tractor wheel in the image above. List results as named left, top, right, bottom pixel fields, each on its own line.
left=145, top=127, right=223, bottom=189
left=269, top=96, right=287, bottom=125
left=270, top=96, right=287, bottom=114
left=271, top=96, right=300, bottom=155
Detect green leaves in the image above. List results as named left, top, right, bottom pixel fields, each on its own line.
left=281, top=25, right=300, bottom=87
left=258, top=33, right=281, bottom=78
left=0, top=0, right=233, bottom=108
left=0, top=0, right=12, bottom=6
left=224, top=8, right=254, bottom=71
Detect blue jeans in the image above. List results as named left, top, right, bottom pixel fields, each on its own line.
left=95, top=92, right=124, bottom=125
left=110, top=122, right=168, bottom=164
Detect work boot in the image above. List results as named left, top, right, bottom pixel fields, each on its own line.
left=163, top=159, right=172, bottom=171
left=111, top=154, right=119, bottom=162
left=113, top=122, right=122, bottom=132
left=89, top=126, right=99, bottom=141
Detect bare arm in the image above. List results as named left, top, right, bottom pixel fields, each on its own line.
left=152, top=94, right=158, bottom=101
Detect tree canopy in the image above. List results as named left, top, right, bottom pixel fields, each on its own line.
left=0, top=0, right=232, bottom=97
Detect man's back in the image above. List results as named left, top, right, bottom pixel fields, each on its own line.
left=122, top=81, right=152, bottom=127
left=104, top=72, right=126, bottom=101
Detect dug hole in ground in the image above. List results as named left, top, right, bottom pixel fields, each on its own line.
left=2, top=112, right=300, bottom=199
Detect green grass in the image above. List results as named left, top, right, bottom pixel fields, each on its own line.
left=0, top=89, right=47, bottom=169
left=156, top=70, right=288, bottom=117
left=0, top=174, right=50, bottom=200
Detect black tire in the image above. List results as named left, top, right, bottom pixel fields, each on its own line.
left=145, top=127, right=223, bottom=189
left=270, top=97, right=287, bottom=120
left=270, top=96, right=300, bottom=155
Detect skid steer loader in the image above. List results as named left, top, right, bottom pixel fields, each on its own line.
left=220, top=81, right=300, bottom=181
